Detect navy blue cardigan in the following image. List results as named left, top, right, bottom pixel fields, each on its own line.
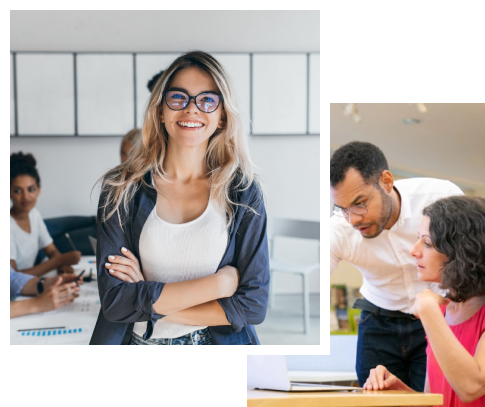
left=89, top=171, right=269, bottom=345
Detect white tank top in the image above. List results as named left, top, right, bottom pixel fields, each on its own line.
left=133, top=199, right=228, bottom=339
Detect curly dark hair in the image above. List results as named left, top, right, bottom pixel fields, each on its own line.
left=147, top=70, right=165, bottom=93
left=423, top=196, right=485, bottom=302
left=330, top=141, right=389, bottom=187
left=10, top=152, right=41, bottom=187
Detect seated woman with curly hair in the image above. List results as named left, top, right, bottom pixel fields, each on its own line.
left=364, top=196, right=485, bottom=406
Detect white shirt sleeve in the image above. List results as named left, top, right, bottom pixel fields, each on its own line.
left=10, top=223, right=18, bottom=262
left=32, top=209, right=53, bottom=249
left=447, top=181, right=465, bottom=197
left=330, top=223, right=344, bottom=273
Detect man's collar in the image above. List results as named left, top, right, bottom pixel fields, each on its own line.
left=391, top=184, right=411, bottom=229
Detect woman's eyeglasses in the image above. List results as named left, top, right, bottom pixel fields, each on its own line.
left=163, top=90, right=223, bottom=113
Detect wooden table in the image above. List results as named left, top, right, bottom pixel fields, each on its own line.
left=247, top=389, right=443, bottom=407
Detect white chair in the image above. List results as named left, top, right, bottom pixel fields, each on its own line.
left=268, top=218, right=320, bottom=334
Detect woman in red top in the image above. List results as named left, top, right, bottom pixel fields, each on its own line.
left=363, top=196, right=485, bottom=406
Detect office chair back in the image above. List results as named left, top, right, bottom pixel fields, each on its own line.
left=272, top=219, right=320, bottom=241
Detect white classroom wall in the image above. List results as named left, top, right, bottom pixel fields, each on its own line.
left=10, top=10, right=320, bottom=294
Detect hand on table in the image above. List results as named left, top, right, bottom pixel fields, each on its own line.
left=57, top=265, right=74, bottom=274
left=56, top=251, right=82, bottom=273
left=34, top=277, right=80, bottom=313
left=105, top=247, right=145, bottom=283
left=363, top=365, right=401, bottom=390
left=44, top=273, right=84, bottom=290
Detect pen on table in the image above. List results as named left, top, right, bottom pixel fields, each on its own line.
left=65, top=232, right=77, bottom=251
left=74, top=269, right=85, bottom=286
left=18, top=327, right=66, bottom=332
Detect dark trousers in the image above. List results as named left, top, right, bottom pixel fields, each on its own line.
left=356, top=309, right=427, bottom=391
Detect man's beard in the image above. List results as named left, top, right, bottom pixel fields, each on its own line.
left=362, top=188, right=393, bottom=239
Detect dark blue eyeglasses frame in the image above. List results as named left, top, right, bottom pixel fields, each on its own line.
left=162, top=90, right=223, bottom=113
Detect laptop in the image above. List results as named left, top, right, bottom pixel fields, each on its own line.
left=247, top=355, right=361, bottom=392
left=88, top=236, right=97, bottom=255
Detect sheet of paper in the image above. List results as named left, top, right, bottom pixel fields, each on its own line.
left=43, top=288, right=100, bottom=315
left=11, top=327, right=93, bottom=345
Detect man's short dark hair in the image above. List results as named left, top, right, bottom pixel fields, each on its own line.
left=423, top=196, right=485, bottom=302
left=330, top=141, right=389, bottom=187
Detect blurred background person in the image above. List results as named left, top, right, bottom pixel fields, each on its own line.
left=10, top=152, right=82, bottom=276
left=120, top=128, right=142, bottom=163
left=147, top=69, right=164, bottom=93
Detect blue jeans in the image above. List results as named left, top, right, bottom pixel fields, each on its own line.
left=356, top=310, right=427, bottom=391
left=130, top=328, right=213, bottom=345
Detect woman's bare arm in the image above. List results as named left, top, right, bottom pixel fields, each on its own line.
left=44, top=243, right=81, bottom=274
left=163, top=300, right=230, bottom=326
left=152, top=267, right=237, bottom=316
left=106, top=248, right=239, bottom=317
left=11, top=257, right=60, bottom=277
left=419, top=297, right=485, bottom=403
left=14, top=244, right=81, bottom=277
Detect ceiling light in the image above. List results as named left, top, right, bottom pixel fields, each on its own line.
left=407, top=103, right=428, bottom=113
left=402, top=118, right=421, bottom=125
left=343, top=103, right=362, bottom=123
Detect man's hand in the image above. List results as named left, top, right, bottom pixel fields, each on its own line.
left=363, top=365, right=401, bottom=390
left=44, top=273, right=83, bottom=290
left=33, top=277, right=80, bottom=313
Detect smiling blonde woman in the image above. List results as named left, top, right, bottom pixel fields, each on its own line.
left=90, top=51, right=269, bottom=346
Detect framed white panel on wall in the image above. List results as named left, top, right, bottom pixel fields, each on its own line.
left=135, top=53, right=180, bottom=128
left=213, top=54, right=251, bottom=136
left=252, top=54, right=307, bottom=135
left=10, top=54, right=15, bottom=135
left=77, top=54, right=134, bottom=135
left=309, top=53, right=320, bottom=134
left=16, top=53, right=75, bottom=136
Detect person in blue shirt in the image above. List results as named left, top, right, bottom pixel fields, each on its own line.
left=10, top=266, right=81, bottom=318
left=90, top=51, right=269, bottom=345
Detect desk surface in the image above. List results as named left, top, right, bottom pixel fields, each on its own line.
left=247, top=389, right=443, bottom=407
left=10, top=256, right=99, bottom=345
left=288, top=371, right=358, bottom=382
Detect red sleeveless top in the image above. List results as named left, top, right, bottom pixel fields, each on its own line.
left=427, top=303, right=485, bottom=407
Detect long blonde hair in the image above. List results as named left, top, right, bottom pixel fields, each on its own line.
left=99, top=50, right=259, bottom=227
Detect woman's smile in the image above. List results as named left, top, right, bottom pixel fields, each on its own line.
left=176, top=120, right=205, bottom=131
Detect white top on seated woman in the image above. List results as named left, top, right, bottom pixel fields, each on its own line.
left=10, top=152, right=82, bottom=276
